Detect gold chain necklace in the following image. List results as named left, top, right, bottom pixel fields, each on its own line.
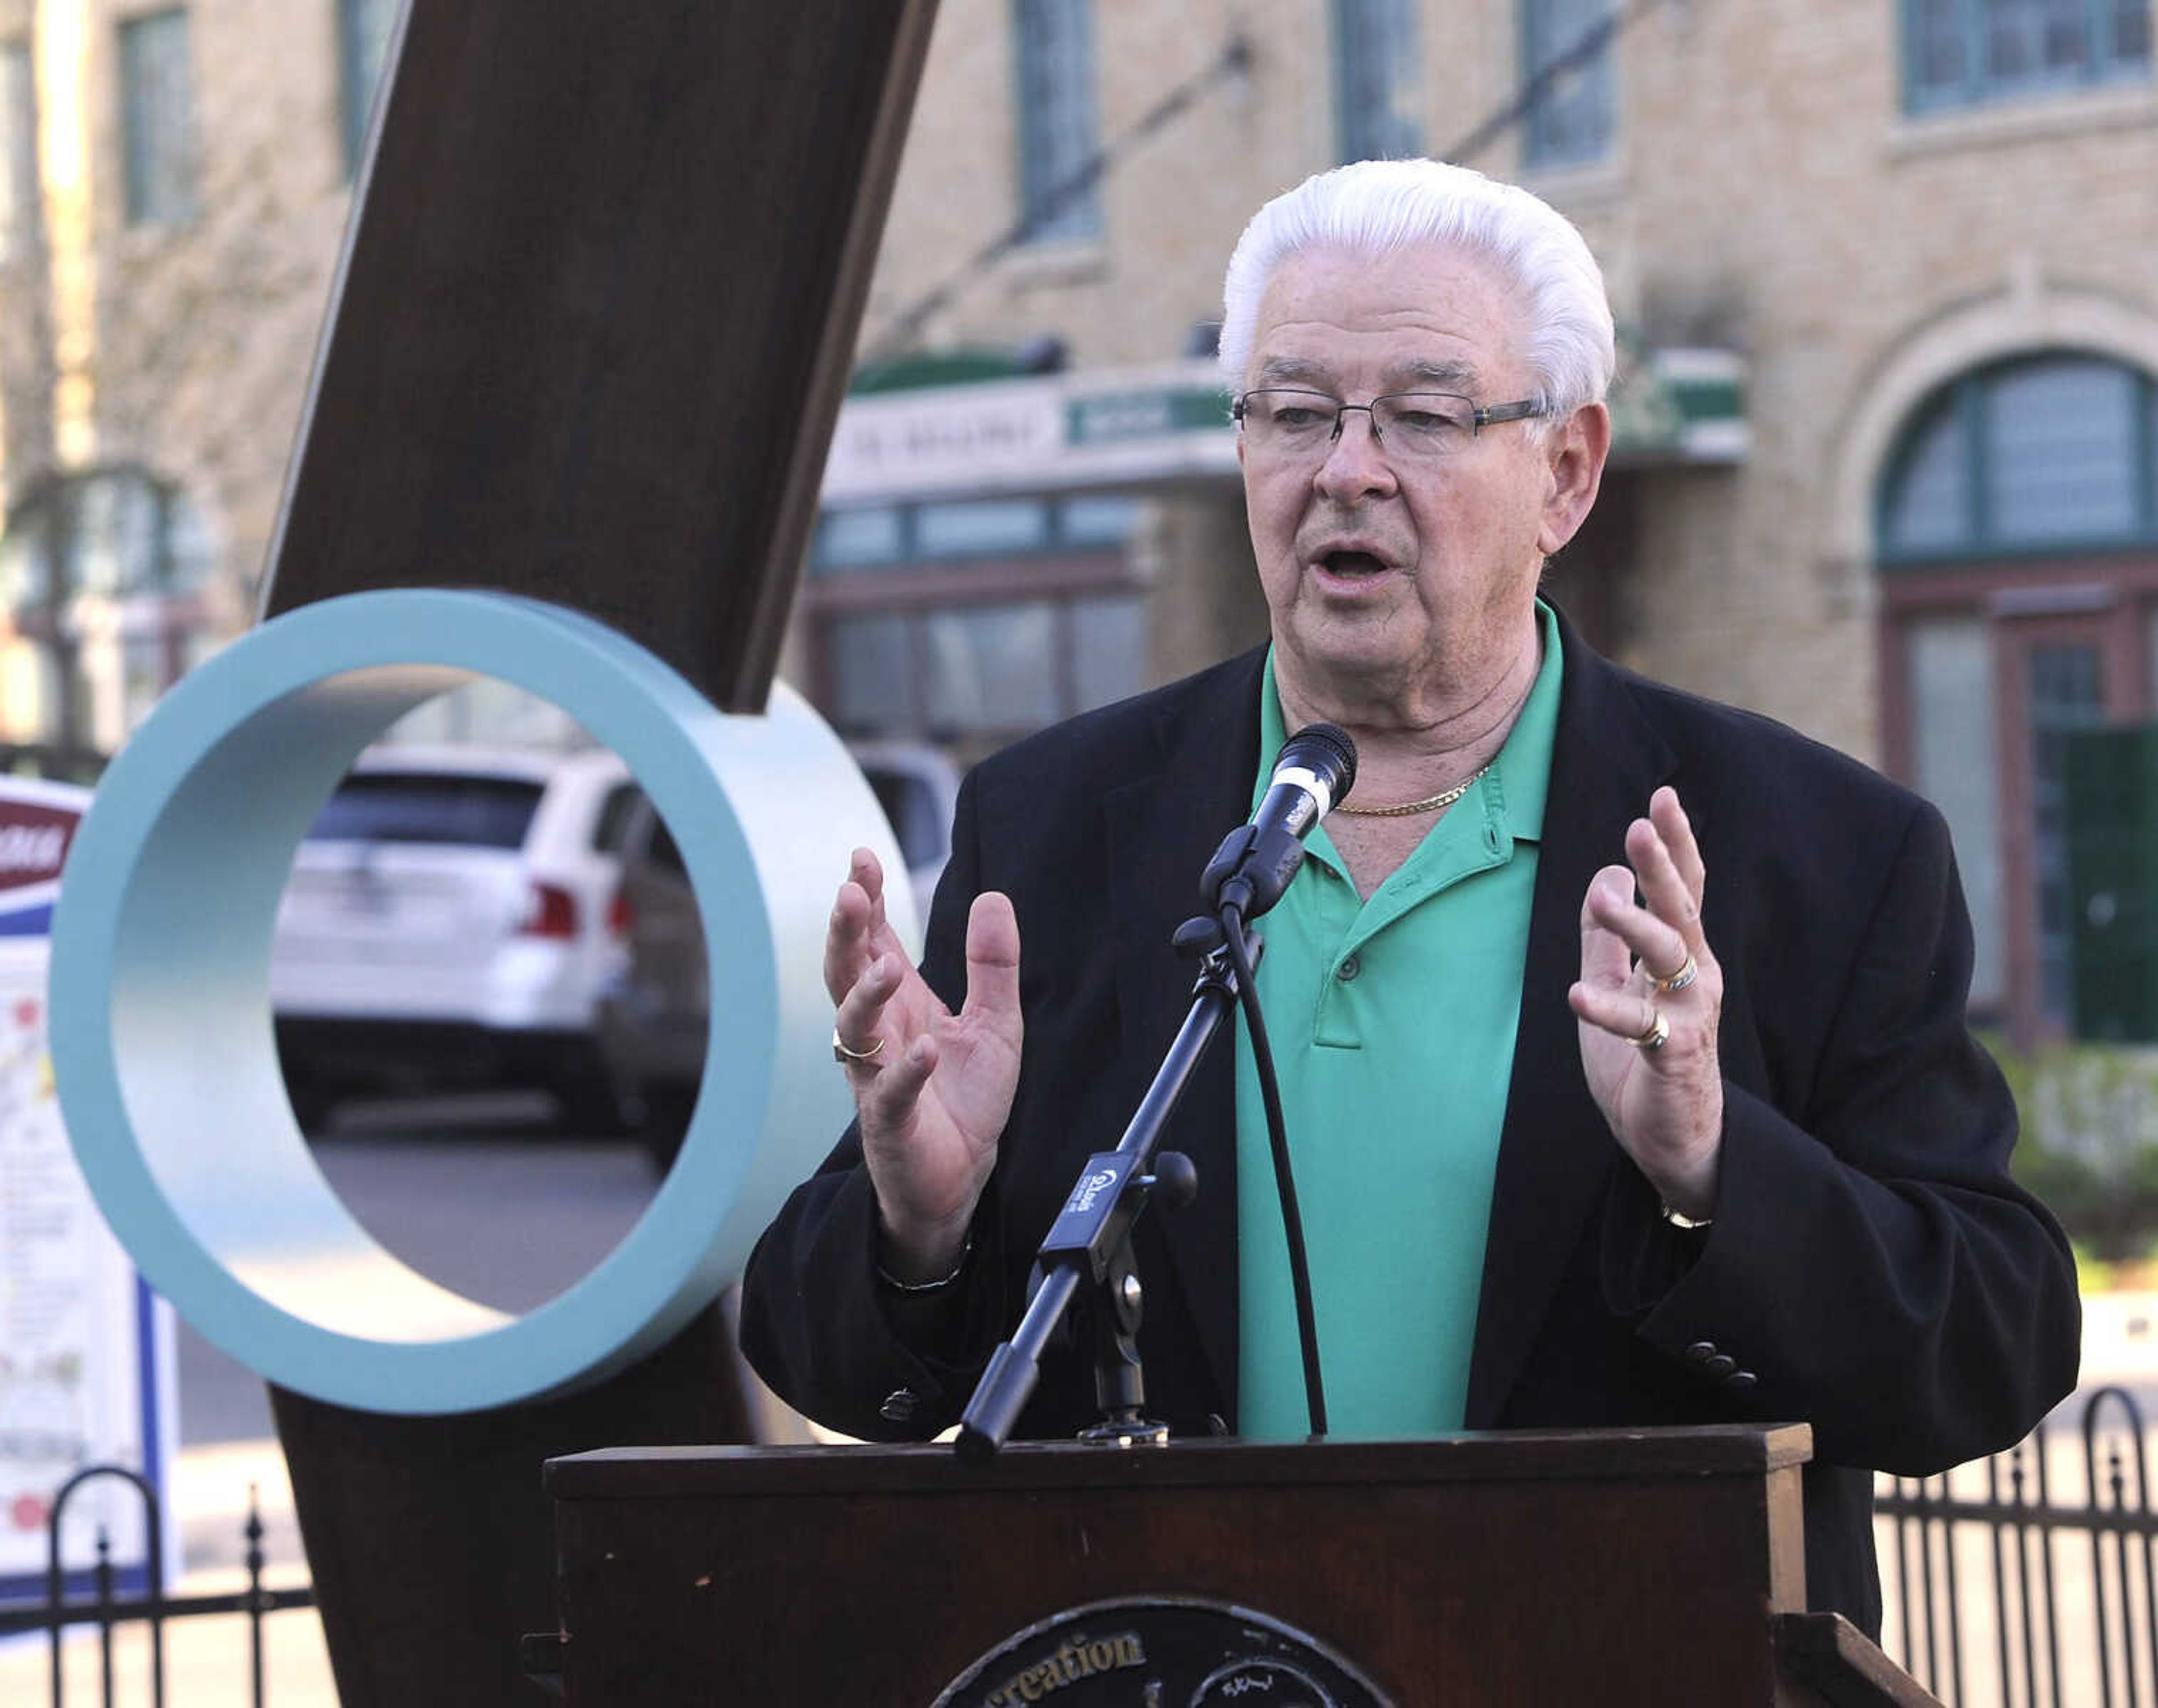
left=1334, top=763, right=1491, bottom=818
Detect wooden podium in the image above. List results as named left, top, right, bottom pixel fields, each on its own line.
left=536, top=1424, right=1940, bottom=1705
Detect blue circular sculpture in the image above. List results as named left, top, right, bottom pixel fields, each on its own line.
left=49, top=589, right=908, bottom=1414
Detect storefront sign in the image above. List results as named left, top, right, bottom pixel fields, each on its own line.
left=823, top=363, right=1240, bottom=503
left=826, top=383, right=1066, bottom=497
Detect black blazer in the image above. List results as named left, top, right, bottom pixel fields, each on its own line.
left=741, top=608, right=2081, bottom=1634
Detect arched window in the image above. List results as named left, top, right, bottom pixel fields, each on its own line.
left=0, top=465, right=215, bottom=766
left=1879, top=352, right=2158, bottom=1042
left=1880, top=355, right=2158, bottom=562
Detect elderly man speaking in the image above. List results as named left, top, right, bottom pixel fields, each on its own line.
left=739, top=158, right=2079, bottom=1633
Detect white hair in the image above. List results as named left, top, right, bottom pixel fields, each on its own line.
left=1218, top=159, right=1616, bottom=421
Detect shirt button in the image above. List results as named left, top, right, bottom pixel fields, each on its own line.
left=1683, top=1341, right=1717, bottom=1364
left=1336, top=954, right=1362, bottom=982
left=1703, top=1354, right=1738, bottom=1379
left=1726, top=1370, right=1758, bottom=1392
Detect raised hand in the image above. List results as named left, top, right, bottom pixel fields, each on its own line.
left=825, top=847, right=1023, bottom=1282
left=1567, top=787, right=1725, bottom=1220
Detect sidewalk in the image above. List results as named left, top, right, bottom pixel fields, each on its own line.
left=2078, top=1287, right=2158, bottom=1389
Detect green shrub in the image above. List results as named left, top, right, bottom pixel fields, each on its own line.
left=1989, top=1035, right=2158, bottom=1261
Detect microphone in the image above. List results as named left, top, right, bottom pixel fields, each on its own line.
left=1203, top=724, right=1358, bottom=921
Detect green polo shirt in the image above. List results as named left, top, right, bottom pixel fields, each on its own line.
left=1234, top=601, right=1563, bottom=1439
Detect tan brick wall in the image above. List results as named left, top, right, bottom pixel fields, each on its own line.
left=0, top=0, right=353, bottom=649
left=866, top=0, right=2158, bottom=766
left=1144, top=487, right=1267, bottom=683
left=1536, top=0, right=2158, bottom=760
left=2, top=1, right=2155, bottom=766
left=80, top=0, right=349, bottom=614
left=0, top=1, right=52, bottom=485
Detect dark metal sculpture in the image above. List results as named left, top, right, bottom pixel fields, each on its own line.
left=255, top=3, right=940, bottom=1698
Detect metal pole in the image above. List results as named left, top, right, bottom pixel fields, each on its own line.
left=246, top=1486, right=268, bottom=1708
left=94, top=1528, right=114, bottom=1708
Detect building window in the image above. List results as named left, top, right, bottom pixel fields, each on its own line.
left=1879, top=353, right=2158, bottom=1042
left=1522, top=0, right=1617, bottom=169
left=0, top=465, right=212, bottom=762
left=914, top=498, right=1054, bottom=557
left=1013, top=0, right=1100, bottom=243
left=824, top=592, right=1145, bottom=740
left=0, top=40, right=37, bottom=261
left=338, top=0, right=398, bottom=180
left=813, top=506, right=908, bottom=570
left=1903, top=0, right=2152, bottom=113
left=1334, top=0, right=1422, bottom=162
left=1906, top=614, right=2007, bottom=1007
left=805, top=495, right=1146, bottom=748
left=806, top=496, right=1143, bottom=577
left=1879, top=355, right=2158, bottom=563
left=119, top=8, right=197, bottom=226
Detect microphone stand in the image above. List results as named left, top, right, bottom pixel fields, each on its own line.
left=956, top=729, right=1350, bottom=1462
left=953, top=917, right=1240, bottom=1463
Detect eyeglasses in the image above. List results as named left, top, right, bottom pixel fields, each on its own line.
left=1232, top=388, right=1548, bottom=462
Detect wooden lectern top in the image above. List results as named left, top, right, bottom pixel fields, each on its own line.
left=542, top=1424, right=1938, bottom=1706
left=545, top=1420, right=1817, bottom=1497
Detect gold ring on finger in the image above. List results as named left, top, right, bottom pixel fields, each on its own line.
left=1627, top=1009, right=1670, bottom=1051
left=831, top=1028, right=886, bottom=1066
left=1649, top=955, right=1698, bottom=994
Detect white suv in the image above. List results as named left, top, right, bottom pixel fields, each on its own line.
left=269, top=744, right=644, bottom=1129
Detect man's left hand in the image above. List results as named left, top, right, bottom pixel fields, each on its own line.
left=1568, top=785, right=1724, bottom=1220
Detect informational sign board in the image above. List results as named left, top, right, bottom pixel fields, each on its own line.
left=0, top=778, right=175, bottom=1602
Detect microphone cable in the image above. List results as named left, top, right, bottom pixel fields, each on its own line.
left=1217, top=899, right=1327, bottom=1439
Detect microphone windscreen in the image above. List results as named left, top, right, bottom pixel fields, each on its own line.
left=1281, top=723, right=1357, bottom=806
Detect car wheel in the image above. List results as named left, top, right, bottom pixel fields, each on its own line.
left=283, top=1072, right=340, bottom=1135
left=634, top=1080, right=700, bottom=1173
left=551, top=1071, right=632, bottom=1137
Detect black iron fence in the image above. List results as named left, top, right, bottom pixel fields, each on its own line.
left=1878, top=1384, right=2158, bottom=1707
left=0, top=1463, right=315, bottom=1708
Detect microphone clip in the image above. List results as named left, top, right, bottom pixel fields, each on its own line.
left=1199, top=824, right=1253, bottom=915
left=1200, top=822, right=1308, bottom=921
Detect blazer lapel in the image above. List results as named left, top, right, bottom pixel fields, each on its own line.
left=1103, top=650, right=1266, bottom=1420
left=1464, top=616, right=1675, bottom=1428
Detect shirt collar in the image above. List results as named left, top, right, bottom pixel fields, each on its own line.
left=1253, top=598, right=1565, bottom=844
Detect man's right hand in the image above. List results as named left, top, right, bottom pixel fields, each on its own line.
left=825, top=847, right=1022, bottom=1284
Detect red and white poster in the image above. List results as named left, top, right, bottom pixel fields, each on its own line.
left=0, top=779, right=175, bottom=1600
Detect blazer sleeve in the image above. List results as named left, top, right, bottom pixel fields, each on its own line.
left=1608, top=797, right=2081, bottom=1474
left=736, top=769, right=1016, bottom=1441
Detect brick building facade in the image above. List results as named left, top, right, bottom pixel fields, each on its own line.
left=0, top=0, right=2152, bottom=1037
left=829, top=0, right=2158, bottom=1042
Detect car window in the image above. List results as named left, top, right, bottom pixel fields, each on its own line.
left=864, top=773, right=910, bottom=853
left=306, top=774, right=545, bottom=849
left=647, top=814, right=687, bottom=877
left=862, top=769, right=941, bottom=869
left=592, top=781, right=646, bottom=853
